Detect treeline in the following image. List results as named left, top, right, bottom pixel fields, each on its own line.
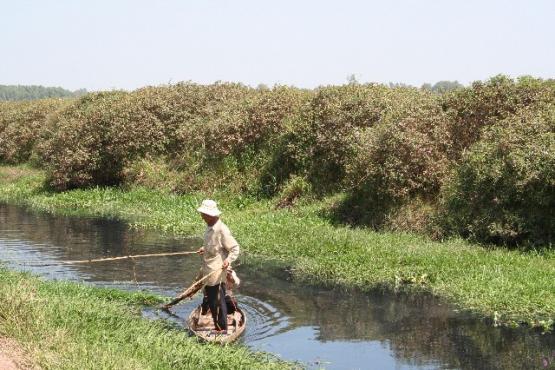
left=0, top=76, right=553, bottom=246
left=0, top=85, right=86, bottom=101
left=420, top=80, right=464, bottom=93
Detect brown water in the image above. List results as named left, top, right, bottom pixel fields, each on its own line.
left=0, top=203, right=553, bottom=369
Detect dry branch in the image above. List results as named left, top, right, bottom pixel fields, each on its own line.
left=162, top=270, right=222, bottom=309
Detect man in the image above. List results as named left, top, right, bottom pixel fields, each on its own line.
left=196, top=199, right=240, bottom=333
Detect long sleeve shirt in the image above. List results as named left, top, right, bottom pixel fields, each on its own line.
left=201, top=219, right=240, bottom=286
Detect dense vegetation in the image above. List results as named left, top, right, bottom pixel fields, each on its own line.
left=0, top=84, right=86, bottom=101
left=0, top=75, right=553, bottom=246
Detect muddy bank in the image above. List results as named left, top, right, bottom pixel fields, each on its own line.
left=0, top=337, right=35, bottom=370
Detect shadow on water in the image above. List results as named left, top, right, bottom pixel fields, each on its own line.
left=0, top=203, right=553, bottom=370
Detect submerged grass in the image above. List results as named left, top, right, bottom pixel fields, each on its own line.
left=0, top=268, right=287, bottom=369
left=1, top=165, right=554, bottom=332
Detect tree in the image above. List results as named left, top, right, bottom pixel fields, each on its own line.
left=421, top=81, right=464, bottom=93
left=0, top=85, right=86, bottom=101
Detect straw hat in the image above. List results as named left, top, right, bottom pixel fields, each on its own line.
left=197, top=199, right=221, bottom=217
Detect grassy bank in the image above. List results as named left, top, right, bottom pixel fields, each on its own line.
left=1, top=165, right=554, bottom=332
left=0, top=267, right=286, bottom=369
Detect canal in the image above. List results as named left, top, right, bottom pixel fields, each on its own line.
left=0, top=203, right=553, bottom=369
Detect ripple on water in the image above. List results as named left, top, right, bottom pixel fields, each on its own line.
left=141, top=294, right=291, bottom=343
left=238, top=295, right=290, bottom=342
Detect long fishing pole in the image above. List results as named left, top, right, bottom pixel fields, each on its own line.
left=61, top=250, right=198, bottom=264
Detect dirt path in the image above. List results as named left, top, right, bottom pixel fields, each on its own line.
left=0, top=337, right=35, bottom=370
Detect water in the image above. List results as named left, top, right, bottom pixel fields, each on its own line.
left=0, top=203, right=553, bottom=369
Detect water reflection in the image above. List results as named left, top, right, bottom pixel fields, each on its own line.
left=0, top=203, right=553, bottom=370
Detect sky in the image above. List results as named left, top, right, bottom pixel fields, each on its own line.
left=1, top=0, right=554, bottom=91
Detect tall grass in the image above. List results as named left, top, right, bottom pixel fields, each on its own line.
left=0, top=268, right=288, bottom=369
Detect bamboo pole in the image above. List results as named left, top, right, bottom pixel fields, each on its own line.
left=162, top=269, right=222, bottom=309
left=61, top=250, right=198, bottom=264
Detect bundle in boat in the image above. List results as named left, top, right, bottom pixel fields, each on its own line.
left=162, top=270, right=221, bottom=308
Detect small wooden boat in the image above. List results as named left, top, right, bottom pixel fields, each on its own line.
left=187, top=306, right=246, bottom=344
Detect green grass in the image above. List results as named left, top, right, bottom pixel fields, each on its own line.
left=0, top=268, right=288, bottom=369
left=1, top=165, right=554, bottom=333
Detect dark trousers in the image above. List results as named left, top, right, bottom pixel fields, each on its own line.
left=203, top=283, right=228, bottom=330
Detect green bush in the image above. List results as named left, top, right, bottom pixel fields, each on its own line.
left=1, top=77, right=553, bottom=246
left=330, top=76, right=555, bottom=231
left=275, top=175, right=312, bottom=208
left=147, top=84, right=308, bottom=194
left=265, top=83, right=438, bottom=194
left=347, top=107, right=451, bottom=200
left=440, top=107, right=555, bottom=246
left=122, top=158, right=180, bottom=193
left=38, top=92, right=166, bottom=190
left=133, top=82, right=252, bottom=156
left=331, top=106, right=450, bottom=228
left=0, top=99, right=66, bottom=164
left=442, top=75, right=555, bottom=160
left=203, top=86, right=308, bottom=160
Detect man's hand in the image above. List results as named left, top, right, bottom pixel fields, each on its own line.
left=222, top=259, right=229, bottom=269
left=196, top=247, right=205, bottom=255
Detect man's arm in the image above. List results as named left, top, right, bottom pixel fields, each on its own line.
left=221, top=226, right=240, bottom=265
left=226, top=244, right=240, bottom=263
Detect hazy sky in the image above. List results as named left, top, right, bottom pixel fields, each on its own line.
left=2, top=0, right=554, bottom=91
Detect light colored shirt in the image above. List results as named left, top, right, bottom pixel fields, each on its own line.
left=201, top=219, right=240, bottom=286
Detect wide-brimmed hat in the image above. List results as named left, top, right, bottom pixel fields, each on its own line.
left=197, top=199, right=221, bottom=217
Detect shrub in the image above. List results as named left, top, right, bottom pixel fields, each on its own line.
left=121, top=83, right=307, bottom=194
left=331, top=106, right=450, bottom=228
left=3, top=77, right=553, bottom=247
left=332, top=76, right=555, bottom=231
left=122, top=158, right=180, bottom=193
left=275, top=175, right=312, bottom=208
left=441, top=75, right=555, bottom=160
left=133, top=82, right=252, bottom=155
left=269, top=83, right=439, bottom=194
left=440, top=107, right=555, bottom=246
left=149, top=84, right=308, bottom=194
left=0, top=99, right=66, bottom=164
left=203, top=86, right=308, bottom=160
left=346, top=108, right=451, bottom=200
left=38, top=92, right=166, bottom=190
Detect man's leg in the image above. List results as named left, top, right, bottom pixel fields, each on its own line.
left=225, top=294, right=238, bottom=314
left=205, top=284, right=221, bottom=329
left=206, top=283, right=228, bottom=331
left=217, top=283, right=228, bottom=331
left=201, top=289, right=209, bottom=315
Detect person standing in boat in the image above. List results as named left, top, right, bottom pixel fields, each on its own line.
left=196, top=199, right=240, bottom=333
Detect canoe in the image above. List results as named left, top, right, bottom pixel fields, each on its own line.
left=187, top=305, right=246, bottom=344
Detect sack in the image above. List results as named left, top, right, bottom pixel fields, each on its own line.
left=226, top=269, right=241, bottom=288
left=225, top=294, right=238, bottom=314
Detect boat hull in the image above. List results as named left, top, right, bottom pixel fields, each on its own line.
left=187, top=306, right=246, bottom=344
